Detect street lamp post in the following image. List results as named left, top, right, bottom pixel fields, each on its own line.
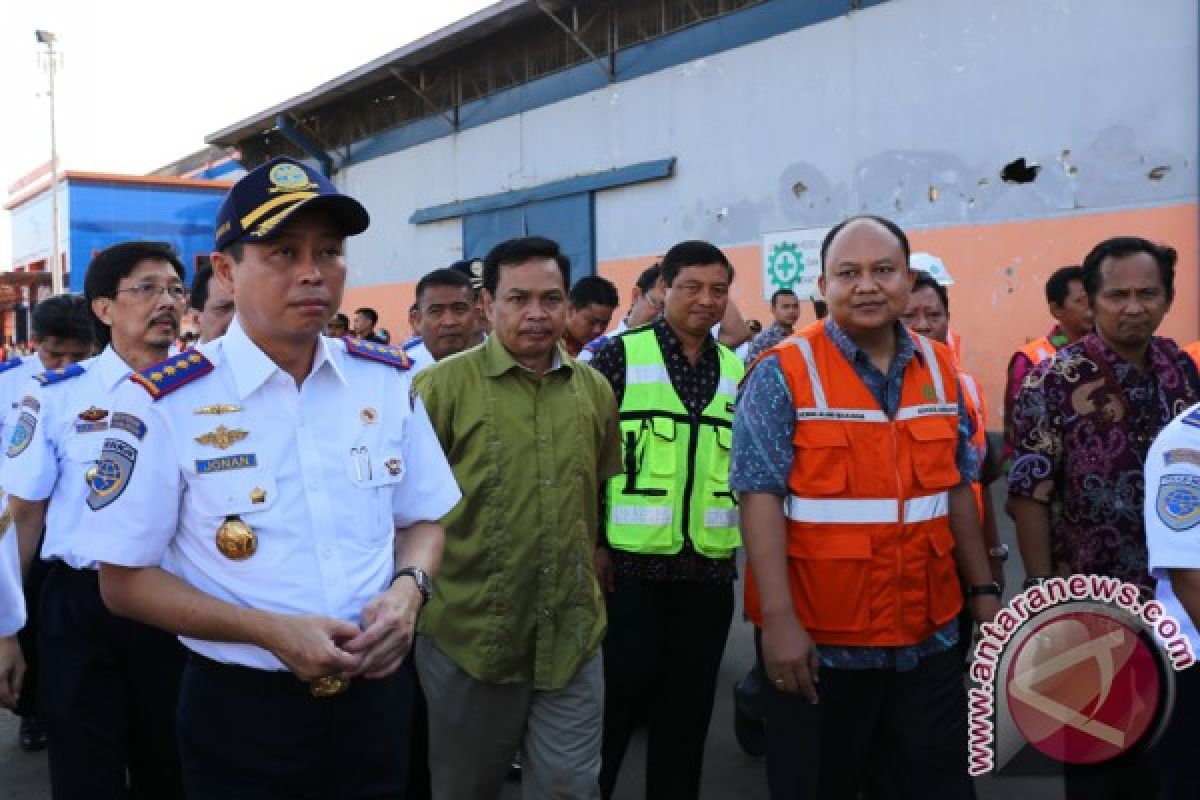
left=36, top=29, right=63, bottom=296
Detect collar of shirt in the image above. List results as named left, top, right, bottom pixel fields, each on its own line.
left=219, top=316, right=348, bottom=399
left=92, top=345, right=136, bottom=390
left=481, top=333, right=571, bottom=378
left=823, top=317, right=922, bottom=371
left=653, top=315, right=717, bottom=359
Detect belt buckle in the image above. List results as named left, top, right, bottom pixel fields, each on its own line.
left=309, top=675, right=350, bottom=698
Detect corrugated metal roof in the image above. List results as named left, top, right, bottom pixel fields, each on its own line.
left=206, top=0, right=548, bottom=147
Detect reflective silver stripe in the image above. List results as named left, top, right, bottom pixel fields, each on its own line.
left=903, top=492, right=949, bottom=523
left=785, top=496, right=898, bottom=524
left=704, top=508, right=739, bottom=528
left=796, top=408, right=888, bottom=422
left=626, top=364, right=671, bottom=385
left=916, top=335, right=947, bottom=403
left=790, top=337, right=827, bottom=409
left=894, top=403, right=959, bottom=421
left=961, top=373, right=981, bottom=409
left=716, top=377, right=739, bottom=399
left=611, top=505, right=673, bottom=526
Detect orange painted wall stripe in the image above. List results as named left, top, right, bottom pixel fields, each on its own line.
left=342, top=203, right=1198, bottom=425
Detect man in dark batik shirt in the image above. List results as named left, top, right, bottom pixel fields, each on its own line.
left=1008, top=235, right=1200, bottom=794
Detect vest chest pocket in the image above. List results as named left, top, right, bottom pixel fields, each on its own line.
left=791, top=424, right=849, bottom=496
left=905, top=417, right=961, bottom=490
left=787, top=532, right=871, bottom=632
left=646, top=417, right=677, bottom=478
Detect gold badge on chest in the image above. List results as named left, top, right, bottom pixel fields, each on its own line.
left=215, top=516, right=257, bottom=560
left=196, top=425, right=249, bottom=450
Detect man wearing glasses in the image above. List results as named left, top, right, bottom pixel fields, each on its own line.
left=2, top=241, right=188, bottom=798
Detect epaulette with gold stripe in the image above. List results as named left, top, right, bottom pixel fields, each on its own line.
left=34, top=363, right=86, bottom=386
left=131, top=351, right=214, bottom=400
left=343, top=337, right=412, bottom=370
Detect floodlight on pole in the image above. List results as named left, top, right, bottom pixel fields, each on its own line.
left=36, top=29, right=64, bottom=296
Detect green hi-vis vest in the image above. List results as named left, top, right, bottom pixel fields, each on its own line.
left=605, top=327, right=745, bottom=558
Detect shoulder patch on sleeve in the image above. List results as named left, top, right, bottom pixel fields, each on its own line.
left=1156, top=474, right=1200, bottom=532
left=6, top=411, right=36, bottom=457
left=0, top=356, right=24, bottom=374
left=344, top=337, right=413, bottom=370
left=34, top=363, right=86, bottom=386
left=130, top=351, right=214, bottom=400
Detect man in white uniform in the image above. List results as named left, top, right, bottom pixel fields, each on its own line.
left=81, top=157, right=461, bottom=799
left=1144, top=404, right=1200, bottom=799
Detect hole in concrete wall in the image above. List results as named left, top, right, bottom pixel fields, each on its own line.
left=792, top=180, right=808, bottom=197
left=1001, top=158, right=1041, bottom=184
left=1148, top=165, right=1171, bottom=181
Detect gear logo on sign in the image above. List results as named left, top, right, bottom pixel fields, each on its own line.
left=768, top=242, right=802, bottom=291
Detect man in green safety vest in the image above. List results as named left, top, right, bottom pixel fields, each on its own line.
left=589, top=240, right=744, bottom=799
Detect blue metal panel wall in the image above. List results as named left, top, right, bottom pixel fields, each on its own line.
left=463, top=193, right=595, bottom=285
left=65, top=181, right=227, bottom=291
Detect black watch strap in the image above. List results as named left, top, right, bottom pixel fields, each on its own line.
left=393, top=566, right=432, bottom=603
left=966, top=583, right=1002, bottom=598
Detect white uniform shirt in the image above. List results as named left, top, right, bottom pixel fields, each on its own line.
left=1145, top=403, right=1200, bottom=653
left=77, top=318, right=461, bottom=669
left=0, top=523, right=22, bottom=636
left=0, top=347, right=140, bottom=571
left=405, top=341, right=435, bottom=375
left=0, top=354, right=44, bottom=440
left=0, top=354, right=44, bottom=635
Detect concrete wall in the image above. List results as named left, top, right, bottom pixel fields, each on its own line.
left=338, top=0, right=1198, bottom=421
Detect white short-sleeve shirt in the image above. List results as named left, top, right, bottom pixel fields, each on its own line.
left=0, top=354, right=43, bottom=441
left=1145, top=403, right=1200, bottom=653
left=0, top=522, right=22, bottom=636
left=0, top=347, right=141, bottom=571
left=77, top=318, right=462, bottom=670
left=404, top=340, right=435, bottom=375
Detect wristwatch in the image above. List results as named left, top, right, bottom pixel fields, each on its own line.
left=988, top=543, right=1010, bottom=561
left=392, top=566, right=433, bottom=603
left=965, top=583, right=1002, bottom=598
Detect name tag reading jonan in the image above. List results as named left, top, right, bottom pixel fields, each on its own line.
left=195, top=453, right=258, bottom=474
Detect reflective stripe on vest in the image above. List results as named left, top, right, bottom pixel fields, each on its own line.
left=785, top=492, right=948, bottom=525
left=605, top=328, right=744, bottom=558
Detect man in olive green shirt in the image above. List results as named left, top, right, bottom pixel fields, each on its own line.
left=414, top=236, right=622, bottom=800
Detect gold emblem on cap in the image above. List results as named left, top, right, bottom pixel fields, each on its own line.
left=250, top=487, right=266, bottom=504
left=196, top=425, right=249, bottom=450
left=310, top=675, right=350, bottom=698
left=360, top=408, right=378, bottom=424
left=78, top=406, right=108, bottom=422
left=195, top=404, right=242, bottom=415
left=268, top=162, right=315, bottom=192
left=215, top=516, right=257, bottom=560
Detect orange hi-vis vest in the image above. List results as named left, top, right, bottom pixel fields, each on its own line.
left=1017, top=336, right=1057, bottom=365
left=744, top=322, right=964, bottom=646
left=1184, top=341, right=1200, bottom=371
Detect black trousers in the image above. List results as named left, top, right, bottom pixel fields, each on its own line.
left=600, top=576, right=734, bottom=800
left=755, top=632, right=975, bottom=800
left=1152, top=663, right=1200, bottom=800
left=13, top=549, right=48, bottom=719
left=38, top=562, right=185, bottom=800
left=178, top=653, right=414, bottom=800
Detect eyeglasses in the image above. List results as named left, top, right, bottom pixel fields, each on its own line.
left=115, top=283, right=187, bottom=302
